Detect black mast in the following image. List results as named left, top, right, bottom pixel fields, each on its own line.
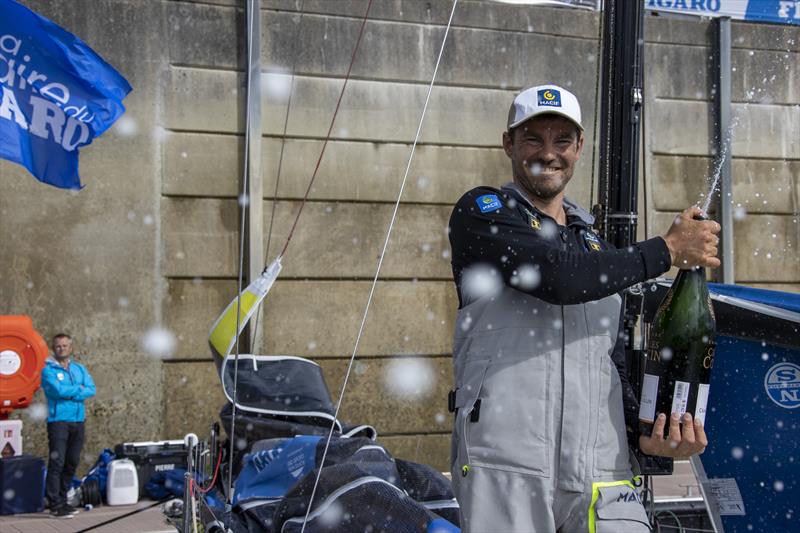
left=596, top=0, right=673, bottom=477
left=596, top=0, right=644, bottom=245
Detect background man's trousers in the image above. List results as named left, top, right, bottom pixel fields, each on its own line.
left=46, top=421, right=85, bottom=509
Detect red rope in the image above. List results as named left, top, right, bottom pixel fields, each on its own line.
left=279, top=0, right=375, bottom=259
left=195, top=449, right=223, bottom=494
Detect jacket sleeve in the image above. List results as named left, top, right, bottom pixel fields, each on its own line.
left=41, top=365, right=82, bottom=400
left=448, top=188, right=672, bottom=306
left=74, top=365, right=96, bottom=400
left=609, top=305, right=641, bottom=450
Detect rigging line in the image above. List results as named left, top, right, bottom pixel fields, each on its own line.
left=589, top=0, right=604, bottom=210
left=253, top=0, right=306, bottom=344
left=641, top=81, right=649, bottom=238
left=298, top=0, right=460, bottom=531
left=226, top=0, right=257, bottom=506
left=600, top=0, right=616, bottom=229
left=279, top=0, right=376, bottom=260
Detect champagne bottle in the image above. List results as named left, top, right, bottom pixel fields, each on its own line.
left=639, top=266, right=716, bottom=437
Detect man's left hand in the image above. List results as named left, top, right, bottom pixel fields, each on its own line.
left=638, top=412, right=708, bottom=459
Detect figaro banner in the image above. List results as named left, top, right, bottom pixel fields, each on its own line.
left=646, top=0, right=800, bottom=24
left=0, top=0, right=132, bottom=189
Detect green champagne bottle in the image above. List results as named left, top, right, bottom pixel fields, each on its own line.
left=639, top=266, right=717, bottom=437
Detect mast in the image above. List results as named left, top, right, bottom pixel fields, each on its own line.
left=595, top=0, right=644, bottom=246
left=596, top=0, right=674, bottom=477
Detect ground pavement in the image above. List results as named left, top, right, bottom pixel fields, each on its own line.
left=0, top=499, right=174, bottom=533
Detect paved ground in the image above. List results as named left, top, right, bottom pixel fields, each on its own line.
left=652, top=459, right=702, bottom=500
left=0, top=500, right=176, bottom=533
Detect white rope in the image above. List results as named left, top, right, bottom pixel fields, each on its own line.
left=299, top=0, right=460, bottom=530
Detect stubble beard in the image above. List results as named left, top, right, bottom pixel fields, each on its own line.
left=517, top=165, right=571, bottom=201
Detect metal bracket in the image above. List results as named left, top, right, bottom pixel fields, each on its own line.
left=608, top=212, right=639, bottom=221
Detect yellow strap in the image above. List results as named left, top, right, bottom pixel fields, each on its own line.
left=587, top=479, right=637, bottom=533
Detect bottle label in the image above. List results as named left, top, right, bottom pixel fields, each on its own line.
left=639, top=373, right=659, bottom=422
left=695, top=383, right=710, bottom=425
left=671, top=380, right=691, bottom=417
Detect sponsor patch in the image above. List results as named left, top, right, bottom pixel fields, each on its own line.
left=764, top=362, right=800, bottom=409
left=523, top=208, right=541, bottom=230
left=476, top=194, right=502, bottom=213
left=57, top=372, right=64, bottom=381
left=583, top=230, right=603, bottom=252
left=537, top=88, right=561, bottom=108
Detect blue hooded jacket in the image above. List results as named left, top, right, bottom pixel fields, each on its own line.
left=41, top=357, right=96, bottom=423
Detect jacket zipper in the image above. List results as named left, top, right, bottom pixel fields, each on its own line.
left=64, top=363, right=76, bottom=421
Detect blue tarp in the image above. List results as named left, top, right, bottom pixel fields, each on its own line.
left=701, top=284, right=799, bottom=532
left=709, top=283, right=800, bottom=315
left=233, top=435, right=321, bottom=505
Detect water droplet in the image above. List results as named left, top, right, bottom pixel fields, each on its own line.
left=510, top=264, right=540, bottom=290
left=462, top=265, right=503, bottom=300
left=140, top=327, right=177, bottom=359
left=115, top=116, right=138, bottom=137
left=383, top=358, right=435, bottom=399
left=26, top=403, right=47, bottom=421
left=261, top=71, right=292, bottom=101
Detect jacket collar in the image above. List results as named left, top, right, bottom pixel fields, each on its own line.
left=501, top=182, right=595, bottom=227
left=47, top=356, right=71, bottom=369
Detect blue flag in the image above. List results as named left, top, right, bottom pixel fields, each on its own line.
left=0, top=0, right=132, bottom=189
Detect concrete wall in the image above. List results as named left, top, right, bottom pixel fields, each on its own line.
left=1, top=0, right=797, bottom=473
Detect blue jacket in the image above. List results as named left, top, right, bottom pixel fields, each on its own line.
left=41, top=357, right=96, bottom=423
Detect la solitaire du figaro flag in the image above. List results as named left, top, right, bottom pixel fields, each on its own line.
left=0, top=0, right=132, bottom=189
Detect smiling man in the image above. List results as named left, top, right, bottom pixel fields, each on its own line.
left=447, top=85, right=721, bottom=532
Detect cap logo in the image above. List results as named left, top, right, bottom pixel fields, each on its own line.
left=538, top=89, right=561, bottom=108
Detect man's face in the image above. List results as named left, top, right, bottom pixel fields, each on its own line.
left=502, top=114, right=584, bottom=201
left=53, top=337, right=73, bottom=360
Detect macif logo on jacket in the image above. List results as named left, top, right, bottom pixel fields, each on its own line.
left=0, top=0, right=132, bottom=189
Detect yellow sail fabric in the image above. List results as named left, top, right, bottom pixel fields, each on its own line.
left=208, top=257, right=282, bottom=363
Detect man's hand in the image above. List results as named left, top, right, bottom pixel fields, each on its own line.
left=639, top=412, right=708, bottom=459
left=662, top=206, right=721, bottom=269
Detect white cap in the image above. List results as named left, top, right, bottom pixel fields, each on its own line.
left=507, top=84, right=583, bottom=131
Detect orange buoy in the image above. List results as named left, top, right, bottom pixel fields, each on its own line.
left=0, top=316, right=48, bottom=418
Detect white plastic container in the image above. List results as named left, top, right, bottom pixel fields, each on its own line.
left=106, top=458, right=139, bottom=505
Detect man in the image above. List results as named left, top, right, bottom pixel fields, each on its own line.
left=41, top=333, right=96, bottom=518
left=447, top=85, right=719, bottom=532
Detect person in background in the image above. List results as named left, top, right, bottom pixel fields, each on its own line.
left=41, top=333, right=96, bottom=519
